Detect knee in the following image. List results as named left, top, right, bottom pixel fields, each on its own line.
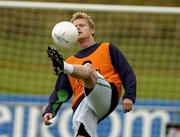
left=84, top=63, right=94, bottom=74
left=84, top=63, right=98, bottom=80
left=84, top=63, right=93, bottom=69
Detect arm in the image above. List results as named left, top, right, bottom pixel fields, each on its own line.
left=43, top=73, right=73, bottom=125
left=109, top=44, right=136, bottom=112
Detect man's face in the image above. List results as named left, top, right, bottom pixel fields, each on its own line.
left=73, top=19, right=94, bottom=41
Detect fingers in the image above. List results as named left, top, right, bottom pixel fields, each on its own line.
left=43, top=113, right=53, bottom=125
left=123, top=98, right=133, bottom=113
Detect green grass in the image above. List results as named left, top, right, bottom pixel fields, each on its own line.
left=0, top=9, right=179, bottom=100
left=137, top=72, right=180, bottom=99
left=1, top=35, right=180, bottom=99
left=0, top=39, right=180, bottom=99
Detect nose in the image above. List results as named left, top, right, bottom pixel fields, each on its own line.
left=76, top=25, right=80, bottom=31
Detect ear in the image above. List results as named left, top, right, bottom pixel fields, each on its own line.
left=91, top=28, right=95, bottom=36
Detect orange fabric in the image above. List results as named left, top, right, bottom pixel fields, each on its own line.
left=66, top=43, right=122, bottom=108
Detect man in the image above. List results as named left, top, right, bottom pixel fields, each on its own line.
left=43, top=12, right=136, bottom=137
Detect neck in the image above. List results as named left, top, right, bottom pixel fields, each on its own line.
left=78, top=37, right=96, bottom=49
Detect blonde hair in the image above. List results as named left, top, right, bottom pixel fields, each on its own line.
left=70, top=12, right=95, bottom=30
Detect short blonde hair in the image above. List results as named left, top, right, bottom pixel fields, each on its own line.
left=70, top=12, right=95, bottom=30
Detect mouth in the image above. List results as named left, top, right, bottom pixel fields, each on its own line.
left=78, top=32, right=82, bottom=36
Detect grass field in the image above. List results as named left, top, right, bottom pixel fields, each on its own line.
left=0, top=36, right=179, bottom=100
left=0, top=8, right=179, bottom=100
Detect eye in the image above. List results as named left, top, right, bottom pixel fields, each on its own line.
left=79, top=24, right=85, bottom=27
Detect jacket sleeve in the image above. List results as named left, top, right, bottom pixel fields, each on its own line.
left=43, top=73, right=73, bottom=117
left=109, top=44, right=136, bottom=103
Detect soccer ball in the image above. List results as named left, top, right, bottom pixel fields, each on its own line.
left=51, top=21, right=78, bottom=48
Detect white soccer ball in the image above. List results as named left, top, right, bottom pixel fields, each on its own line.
left=51, top=21, right=78, bottom=48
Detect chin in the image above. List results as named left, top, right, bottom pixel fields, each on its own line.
left=78, top=36, right=84, bottom=41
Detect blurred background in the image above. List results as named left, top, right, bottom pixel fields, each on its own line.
left=0, top=0, right=180, bottom=137
left=6, top=0, right=180, bottom=6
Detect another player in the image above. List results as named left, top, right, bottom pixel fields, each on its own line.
left=43, top=12, right=136, bottom=137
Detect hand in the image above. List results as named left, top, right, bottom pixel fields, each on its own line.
left=43, top=113, right=53, bottom=125
left=122, top=98, right=133, bottom=113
